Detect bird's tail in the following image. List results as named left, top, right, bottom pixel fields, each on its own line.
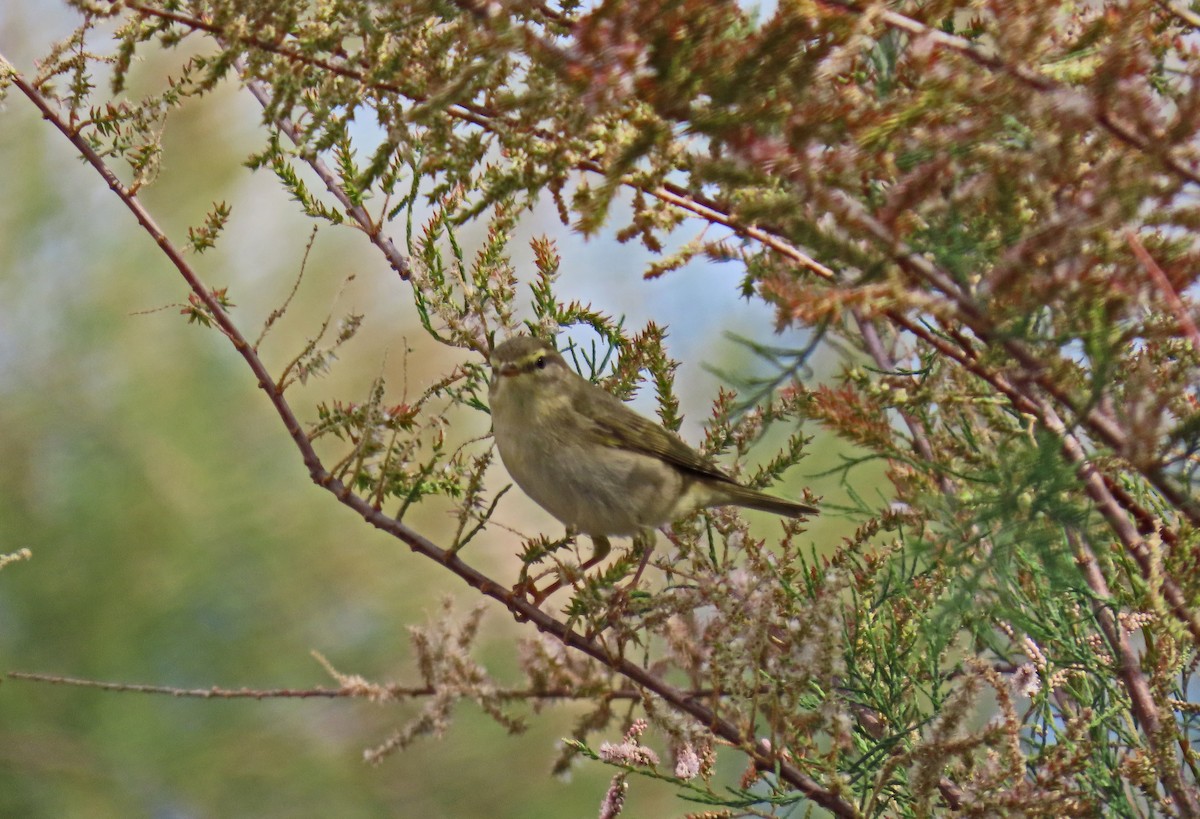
left=718, top=483, right=817, bottom=518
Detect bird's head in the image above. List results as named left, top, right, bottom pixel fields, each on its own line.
left=489, top=336, right=572, bottom=403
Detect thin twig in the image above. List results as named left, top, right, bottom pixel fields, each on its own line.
left=854, top=314, right=943, bottom=483
left=1069, top=530, right=1200, bottom=818
left=0, top=547, right=33, bottom=570
left=254, top=224, right=318, bottom=351
left=820, top=191, right=1200, bottom=530
left=816, top=0, right=1200, bottom=189
left=886, top=308, right=1200, bottom=649
left=1157, top=0, right=1200, bottom=29
left=3, top=671, right=694, bottom=702
left=123, top=3, right=834, bottom=281
left=236, top=64, right=411, bottom=280
left=1127, top=229, right=1200, bottom=351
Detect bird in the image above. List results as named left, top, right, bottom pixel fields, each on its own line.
left=488, top=335, right=816, bottom=599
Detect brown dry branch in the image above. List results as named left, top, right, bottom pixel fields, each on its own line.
left=1070, top=530, right=1198, bottom=817
left=3, top=671, right=700, bottom=703
left=1130, top=230, right=1200, bottom=352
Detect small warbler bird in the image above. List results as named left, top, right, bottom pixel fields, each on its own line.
left=488, top=336, right=816, bottom=589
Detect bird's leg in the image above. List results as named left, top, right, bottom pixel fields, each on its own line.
left=513, top=529, right=580, bottom=600
left=581, top=534, right=612, bottom=572
left=520, top=535, right=612, bottom=605
left=625, top=530, right=655, bottom=589
left=580, top=533, right=657, bottom=638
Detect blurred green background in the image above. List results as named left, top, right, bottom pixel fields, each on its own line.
left=0, top=6, right=860, bottom=817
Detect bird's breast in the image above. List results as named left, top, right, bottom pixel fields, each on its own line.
left=493, top=422, right=682, bottom=537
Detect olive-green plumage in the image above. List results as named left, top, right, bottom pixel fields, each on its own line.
left=488, top=336, right=816, bottom=542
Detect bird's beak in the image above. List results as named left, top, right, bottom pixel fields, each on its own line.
left=496, top=362, right=519, bottom=377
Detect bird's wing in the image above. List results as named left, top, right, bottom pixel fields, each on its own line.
left=573, top=383, right=737, bottom=485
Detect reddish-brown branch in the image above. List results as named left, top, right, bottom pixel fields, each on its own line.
left=1103, top=473, right=1180, bottom=549
left=854, top=314, right=945, bottom=484
left=234, top=64, right=411, bottom=280
left=1128, top=230, right=1200, bottom=351
left=5, top=66, right=857, bottom=819
left=1070, top=530, right=1200, bottom=818
left=111, top=7, right=412, bottom=279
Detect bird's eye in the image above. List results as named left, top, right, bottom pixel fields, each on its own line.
left=535, top=356, right=547, bottom=369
